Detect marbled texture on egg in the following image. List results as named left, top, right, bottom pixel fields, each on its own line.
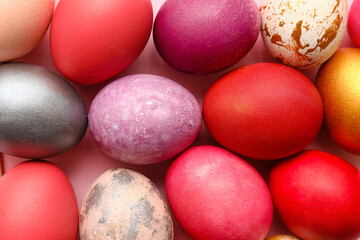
left=88, top=74, right=202, bottom=164
left=79, top=168, right=174, bottom=240
left=260, top=0, right=348, bottom=68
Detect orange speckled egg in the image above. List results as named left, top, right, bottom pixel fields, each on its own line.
left=316, top=48, right=360, bottom=154
left=0, top=0, right=54, bottom=62
left=0, top=160, right=78, bottom=240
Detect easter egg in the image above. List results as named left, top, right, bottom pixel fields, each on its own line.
left=260, top=0, right=348, bottom=68
left=153, top=0, right=260, bottom=74
left=50, top=0, right=153, bottom=85
left=0, top=160, right=78, bottom=240
left=80, top=168, right=173, bottom=239
left=88, top=74, right=201, bottom=164
left=269, top=150, right=360, bottom=240
left=203, top=63, right=323, bottom=160
left=0, top=63, right=87, bottom=158
left=265, top=235, right=300, bottom=240
left=316, top=48, right=360, bottom=154
left=0, top=0, right=54, bottom=62
left=348, top=0, right=360, bottom=47
left=166, top=146, right=273, bottom=240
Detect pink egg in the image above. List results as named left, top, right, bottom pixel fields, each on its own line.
left=153, top=0, right=260, bottom=74
left=0, top=160, right=78, bottom=240
left=348, top=0, right=360, bottom=47
left=88, top=74, right=202, bottom=164
left=166, top=146, right=273, bottom=240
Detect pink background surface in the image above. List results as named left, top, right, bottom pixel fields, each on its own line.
left=2, top=0, right=359, bottom=239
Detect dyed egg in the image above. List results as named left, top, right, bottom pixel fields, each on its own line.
left=0, top=63, right=87, bottom=158
left=348, top=0, right=360, bottom=47
left=269, top=150, right=360, bottom=240
left=260, top=0, right=348, bottom=68
left=265, top=235, right=300, bottom=240
left=153, top=0, right=260, bottom=74
left=203, top=63, right=323, bottom=160
left=166, top=146, right=273, bottom=239
left=0, top=160, right=78, bottom=240
left=316, top=48, right=360, bottom=154
left=50, top=0, right=153, bottom=85
left=0, top=0, right=54, bottom=62
left=80, top=168, right=173, bottom=239
left=88, top=74, right=201, bottom=164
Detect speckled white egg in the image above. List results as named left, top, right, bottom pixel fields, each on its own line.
left=79, top=168, right=174, bottom=240
left=260, top=0, right=348, bottom=69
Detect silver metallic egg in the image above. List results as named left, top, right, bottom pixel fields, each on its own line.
left=0, top=63, right=87, bottom=158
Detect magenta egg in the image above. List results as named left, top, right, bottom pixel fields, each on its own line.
left=153, top=0, right=260, bottom=74
left=88, top=74, right=202, bottom=164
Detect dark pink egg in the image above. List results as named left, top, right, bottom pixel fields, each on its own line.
left=166, top=146, right=273, bottom=240
left=153, top=0, right=260, bottom=74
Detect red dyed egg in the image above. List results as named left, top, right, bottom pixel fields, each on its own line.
left=269, top=150, right=360, bottom=240
left=166, top=145, right=273, bottom=240
left=0, top=160, right=78, bottom=240
left=348, top=0, right=360, bottom=47
left=50, top=0, right=153, bottom=85
left=203, top=63, right=323, bottom=160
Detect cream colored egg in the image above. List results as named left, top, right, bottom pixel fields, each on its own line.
left=260, top=0, right=347, bottom=69
left=80, top=168, right=174, bottom=240
left=0, top=0, right=54, bottom=62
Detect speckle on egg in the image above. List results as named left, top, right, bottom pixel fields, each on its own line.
left=260, top=0, right=348, bottom=68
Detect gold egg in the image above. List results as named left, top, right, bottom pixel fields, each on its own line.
left=316, top=48, right=360, bottom=154
left=265, top=235, right=300, bottom=240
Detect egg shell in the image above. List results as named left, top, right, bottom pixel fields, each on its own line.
left=316, top=48, right=360, bottom=154
left=265, top=235, right=300, bottom=240
left=79, top=168, right=174, bottom=239
left=88, top=74, right=202, bottom=164
left=348, top=0, right=360, bottom=47
left=165, top=145, right=273, bottom=240
left=0, top=0, right=54, bottom=62
left=153, top=0, right=260, bottom=74
left=0, top=160, right=78, bottom=240
left=202, top=63, right=323, bottom=160
left=260, top=0, right=348, bottom=68
left=50, top=0, right=153, bottom=85
left=0, top=63, right=87, bottom=158
left=269, top=150, right=360, bottom=240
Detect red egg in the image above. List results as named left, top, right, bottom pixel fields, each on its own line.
left=348, top=0, right=360, bottom=47
left=50, top=0, right=153, bottom=85
left=269, top=150, right=360, bottom=240
left=0, top=160, right=78, bottom=240
left=202, top=63, right=323, bottom=160
left=166, top=145, right=273, bottom=240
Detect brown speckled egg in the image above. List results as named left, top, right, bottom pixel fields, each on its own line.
left=79, top=168, right=173, bottom=240
left=260, top=0, right=348, bottom=69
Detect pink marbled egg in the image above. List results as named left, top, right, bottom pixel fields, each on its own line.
left=88, top=74, right=202, bottom=164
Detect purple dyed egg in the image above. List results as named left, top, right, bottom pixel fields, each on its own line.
left=153, top=0, right=261, bottom=75
left=88, top=74, right=202, bottom=164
